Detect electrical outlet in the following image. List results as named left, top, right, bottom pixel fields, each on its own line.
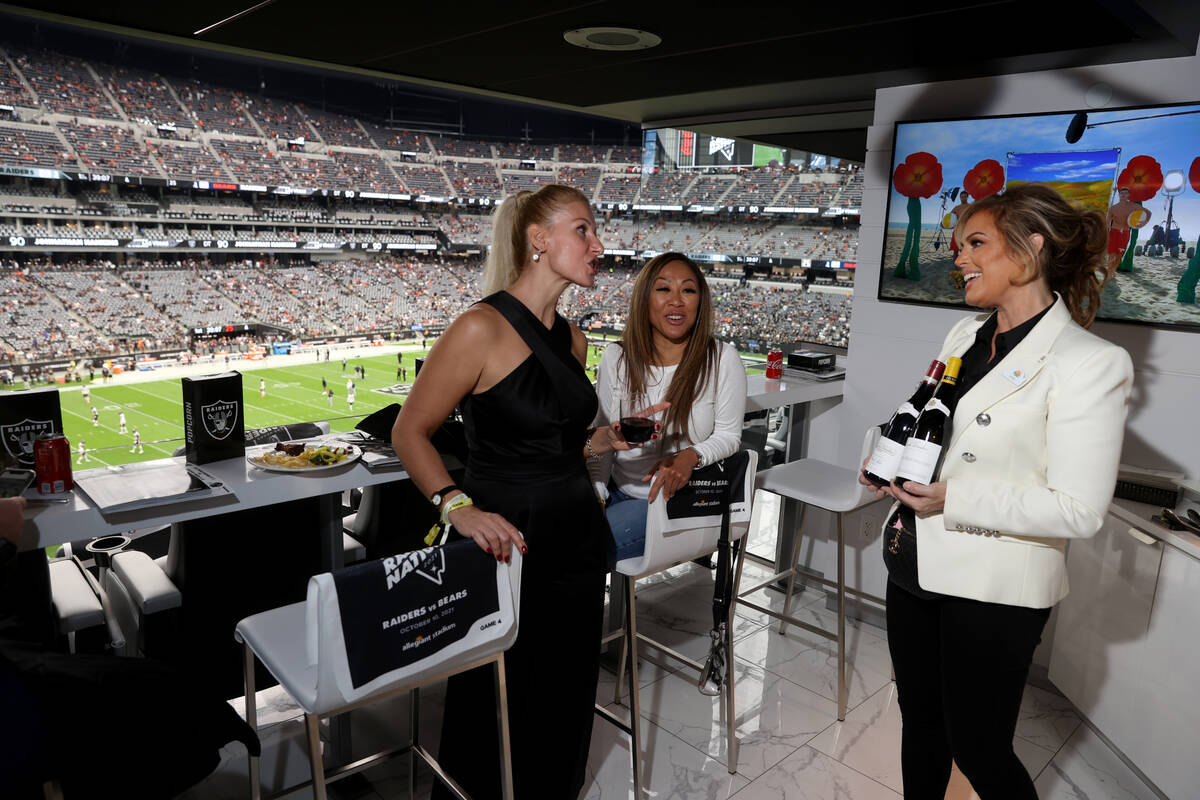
left=861, top=516, right=879, bottom=540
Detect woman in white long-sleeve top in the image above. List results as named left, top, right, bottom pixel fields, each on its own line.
left=589, top=252, right=747, bottom=562
left=861, top=183, right=1134, bottom=799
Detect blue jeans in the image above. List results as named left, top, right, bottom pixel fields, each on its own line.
left=606, top=487, right=648, bottom=562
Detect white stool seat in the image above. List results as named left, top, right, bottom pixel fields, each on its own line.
left=236, top=602, right=320, bottom=711
left=756, top=459, right=873, bottom=514
left=235, top=545, right=522, bottom=800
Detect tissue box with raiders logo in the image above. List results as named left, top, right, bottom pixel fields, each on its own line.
left=0, top=388, right=63, bottom=469
left=182, top=372, right=244, bottom=464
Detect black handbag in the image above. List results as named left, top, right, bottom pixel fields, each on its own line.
left=881, top=510, right=941, bottom=600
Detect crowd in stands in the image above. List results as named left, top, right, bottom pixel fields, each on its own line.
left=639, top=170, right=695, bottom=203
left=0, top=254, right=852, bottom=363
left=12, top=47, right=121, bottom=120
left=172, top=82, right=258, bottom=136
left=211, top=137, right=293, bottom=184
left=302, top=107, right=371, bottom=148
left=495, top=142, right=556, bottom=161
left=0, top=48, right=35, bottom=107
left=244, top=96, right=307, bottom=141
left=597, top=174, right=640, bottom=202
left=0, top=124, right=77, bottom=169
left=57, top=121, right=159, bottom=176
left=0, top=44, right=862, bottom=217
left=0, top=44, right=864, bottom=365
left=442, top=161, right=499, bottom=197
left=104, top=64, right=191, bottom=127
left=145, top=140, right=228, bottom=181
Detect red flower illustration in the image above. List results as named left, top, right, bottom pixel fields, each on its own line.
left=963, top=159, right=1004, bottom=199
left=892, top=152, right=943, bottom=198
left=1189, top=156, right=1200, bottom=194
left=1116, top=155, right=1164, bottom=202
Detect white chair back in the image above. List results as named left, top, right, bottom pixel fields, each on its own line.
left=306, top=546, right=522, bottom=715
left=617, top=450, right=758, bottom=578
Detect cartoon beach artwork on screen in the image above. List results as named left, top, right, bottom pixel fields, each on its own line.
left=879, top=103, right=1200, bottom=330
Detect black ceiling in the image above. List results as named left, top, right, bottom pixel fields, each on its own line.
left=2, top=1, right=1198, bottom=161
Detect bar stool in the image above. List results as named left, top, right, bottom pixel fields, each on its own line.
left=236, top=544, right=522, bottom=800
left=598, top=450, right=757, bottom=792
left=735, top=428, right=885, bottom=720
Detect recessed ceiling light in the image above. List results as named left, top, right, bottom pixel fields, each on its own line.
left=563, top=27, right=661, bottom=51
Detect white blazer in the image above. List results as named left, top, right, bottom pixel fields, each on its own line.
left=903, top=296, right=1133, bottom=608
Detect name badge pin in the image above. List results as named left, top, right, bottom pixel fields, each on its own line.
left=1003, top=367, right=1027, bottom=387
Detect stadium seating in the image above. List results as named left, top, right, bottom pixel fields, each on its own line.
left=597, top=173, right=640, bottom=203
left=11, top=47, right=121, bottom=120
left=495, top=142, right=556, bottom=161
left=639, top=171, right=695, bottom=204
left=211, top=137, right=293, bottom=184
left=57, top=121, right=159, bottom=176
left=172, top=81, right=259, bottom=136
left=104, top=65, right=192, bottom=127
left=0, top=41, right=864, bottom=367
left=0, top=124, right=76, bottom=169
left=442, top=160, right=500, bottom=198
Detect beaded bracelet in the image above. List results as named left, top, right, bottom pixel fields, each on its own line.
left=585, top=428, right=601, bottom=459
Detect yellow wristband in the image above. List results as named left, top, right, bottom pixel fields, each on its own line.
left=441, top=493, right=474, bottom=525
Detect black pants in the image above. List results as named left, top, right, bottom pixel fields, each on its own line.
left=886, top=580, right=1050, bottom=800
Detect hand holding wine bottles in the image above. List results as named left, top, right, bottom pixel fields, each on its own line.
left=858, top=458, right=947, bottom=515
left=890, top=478, right=946, bottom=516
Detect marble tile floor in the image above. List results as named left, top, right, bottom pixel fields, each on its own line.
left=182, top=495, right=1167, bottom=800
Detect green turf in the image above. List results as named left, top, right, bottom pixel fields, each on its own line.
left=55, top=351, right=431, bottom=467
left=15, top=343, right=763, bottom=467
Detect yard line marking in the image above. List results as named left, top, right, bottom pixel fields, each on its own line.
left=59, top=405, right=172, bottom=459
left=93, top=385, right=186, bottom=432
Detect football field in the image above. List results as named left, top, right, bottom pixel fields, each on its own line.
left=23, top=341, right=762, bottom=468
left=59, top=350, right=432, bottom=467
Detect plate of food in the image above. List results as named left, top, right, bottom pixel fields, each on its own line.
left=246, top=441, right=361, bottom=473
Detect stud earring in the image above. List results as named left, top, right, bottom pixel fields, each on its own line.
left=532, top=252, right=541, bottom=262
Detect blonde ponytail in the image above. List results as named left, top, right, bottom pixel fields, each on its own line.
left=481, top=191, right=530, bottom=296
left=480, top=184, right=592, bottom=297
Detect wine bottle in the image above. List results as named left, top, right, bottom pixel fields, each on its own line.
left=862, top=359, right=946, bottom=487
left=894, top=356, right=963, bottom=486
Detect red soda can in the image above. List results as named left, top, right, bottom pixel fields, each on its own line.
left=766, top=349, right=783, bottom=380
left=34, top=433, right=73, bottom=494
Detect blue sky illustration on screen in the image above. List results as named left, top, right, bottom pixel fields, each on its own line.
left=888, top=104, right=1200, bottom=236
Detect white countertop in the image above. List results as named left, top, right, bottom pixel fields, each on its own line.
left=19, top=366, right=846, bottom=551
left=21, top=450, right=412, bottom=551
left=1110, top=497, right=1200, bottom=561
left=745, top=370, right=844, bottom=412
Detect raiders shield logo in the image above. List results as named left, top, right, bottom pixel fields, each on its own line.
left=1, top=418, right=55, bottom=466
left=201, top=400, right=239, bottom=440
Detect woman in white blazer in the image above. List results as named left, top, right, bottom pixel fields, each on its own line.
left=861, top=183, right=1133, bottom=799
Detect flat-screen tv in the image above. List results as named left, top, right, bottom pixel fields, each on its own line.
left=879, top=102, right=1200, bottom=331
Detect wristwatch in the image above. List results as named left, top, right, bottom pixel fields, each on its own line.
left=690, top=447, right=705, bottom=468
left=430, top=484, right=459, bottom=508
